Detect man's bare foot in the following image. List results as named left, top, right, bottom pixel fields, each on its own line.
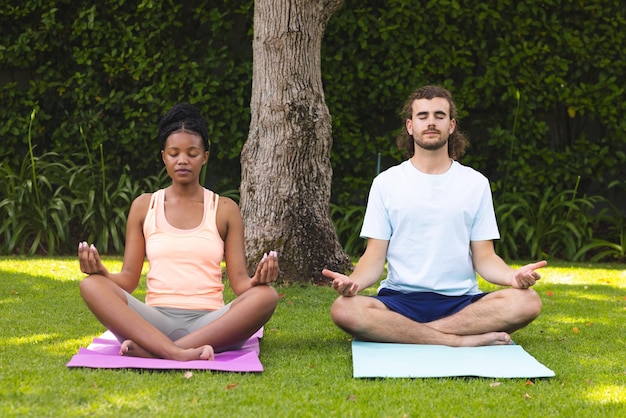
left=120, top=340, right=215, bottom=361
left=457, top=332, right=512, bottom=347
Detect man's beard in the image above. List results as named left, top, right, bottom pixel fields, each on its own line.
left=413, top=133, right=449, bottom=151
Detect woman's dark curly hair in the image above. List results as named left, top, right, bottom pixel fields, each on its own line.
left=157, top=103, right=209, bottom=152
left=395, top=85, right=469, bottom=160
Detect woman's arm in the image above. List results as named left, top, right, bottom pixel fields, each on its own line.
left=218, top=197, right=278, bottom=296
left=113, top=193, right=150, bottom=292
left=78, top=194, right=149, bottom=293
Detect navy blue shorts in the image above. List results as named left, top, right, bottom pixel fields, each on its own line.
left=374, top=288, right=489, bottom=323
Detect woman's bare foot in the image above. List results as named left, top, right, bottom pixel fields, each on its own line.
left=120, top=340, right=215, bottom=361
left=120, top=339, right=155, bottom=358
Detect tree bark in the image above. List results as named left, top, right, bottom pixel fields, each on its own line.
left=240, top=0, right=350, bottom=284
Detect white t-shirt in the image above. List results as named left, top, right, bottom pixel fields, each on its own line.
left=361, top=160, right=499, bottom=296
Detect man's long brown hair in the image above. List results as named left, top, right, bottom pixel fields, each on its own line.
left=396, top=85, right=469, bottom=160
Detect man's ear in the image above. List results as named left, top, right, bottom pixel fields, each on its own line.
left=449, top=118, right=457, bottom=134
left=405, top=118, right=413, bottom=136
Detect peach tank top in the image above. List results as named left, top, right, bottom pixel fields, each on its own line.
left=143, top=188, right=225, bottom=310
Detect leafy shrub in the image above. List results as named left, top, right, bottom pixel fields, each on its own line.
left=0, top=110, right=168, bottom=255
left=0, top=151, right=73, bottom=255
left=494, top=179, right=603, bottom=260
left=71, top=164, right=168, bottom=255
left=329, top=203, right=366, bottom=258
left=574, top=202, right=626, bottom=262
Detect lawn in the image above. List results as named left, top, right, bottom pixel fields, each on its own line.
left=1, top=257, right=625, bottom=417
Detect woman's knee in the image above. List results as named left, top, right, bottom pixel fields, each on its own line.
left=240, top=285, right=279, bottom=312
left=78, top=275, right=99, bottom=299
left=79, top=275, right=124, bottom=303
left=257, top=285, right=279, bottom=306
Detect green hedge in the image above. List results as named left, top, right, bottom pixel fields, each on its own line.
left=1, top=0, right=625, bottom=259
left=0, top=0, right=253, bottom=193
left=322, top=0, right=626, bottom=204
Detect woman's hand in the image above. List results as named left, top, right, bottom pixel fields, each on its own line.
left=250, top=250, right=278, bottom=286
left=78, top=241, right=109, bottom=277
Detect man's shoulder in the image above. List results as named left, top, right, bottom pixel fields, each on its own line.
left=374, top=160, right=409, bottom=181
left=452, top=161, right=489, bottom=182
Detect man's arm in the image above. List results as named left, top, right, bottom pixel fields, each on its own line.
left=322, top=238, right=389, bottom=296
left=471, top=240, right=546, bottom=289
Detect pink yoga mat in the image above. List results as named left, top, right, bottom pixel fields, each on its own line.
left=66, top=329, right=264, bottom=372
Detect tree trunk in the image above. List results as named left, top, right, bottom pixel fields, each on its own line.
left=240, top=0, right=350, bottom=284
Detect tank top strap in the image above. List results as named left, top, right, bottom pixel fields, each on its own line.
left=143, top=189, right=162, bottom=237
left=203, top=188, right=219, bottom=227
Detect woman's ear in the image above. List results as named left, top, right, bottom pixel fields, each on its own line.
left=203, top=150, right=209, bottom=165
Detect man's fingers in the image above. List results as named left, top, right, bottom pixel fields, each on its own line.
left=528, top=260, right=547, bottom=270
left=322, top=268, right=339, bottom=279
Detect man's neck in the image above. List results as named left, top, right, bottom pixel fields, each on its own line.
left=409, top=149, right=452, bottom=174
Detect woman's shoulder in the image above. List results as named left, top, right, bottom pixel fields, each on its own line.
left=134, top=191, right=155, bottom=205
left=129, top=192, right=157, bottom=214
left=217, top=195, right=240, bottom=211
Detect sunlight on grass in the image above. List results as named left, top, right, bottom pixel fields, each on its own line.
left=548, top=315, right=597, bottom=325
left=3, top=333, right=58, bottom=346
left=585, top=384, right=626, bottom=404
left=0, top=257, right=141, bottom=282
left=0, top=258, right=81, bottom=280
left=545, top=267, right=626, bottom=286
left=44, top=337, right=97, bottom=355
left=561, top=290, right=620, bottom=302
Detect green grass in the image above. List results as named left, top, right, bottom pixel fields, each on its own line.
left=1, top=257, right=625, bottom=417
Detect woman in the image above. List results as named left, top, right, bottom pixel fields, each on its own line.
left=78, top=103, right=279, bottom=361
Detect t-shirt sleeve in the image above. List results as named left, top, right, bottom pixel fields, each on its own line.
left=470, top=180, right=500, bottom=241
left=360, top=176, right=392, bottom=240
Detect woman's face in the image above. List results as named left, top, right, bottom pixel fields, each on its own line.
left=161, top=130, right=208, bottom=184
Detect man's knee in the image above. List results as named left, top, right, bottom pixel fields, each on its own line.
left=522, top=288, right=542, bottom=320
left=330, top=296, right=355, bottom=330
left=330, top=296, right=376, bottom=332
left=501, top=288, right=542, bottom=325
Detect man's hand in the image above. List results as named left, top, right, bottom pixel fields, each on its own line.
left=512, top=260, right=547, bottom=289
left=322, top=269, right=359, bottom=296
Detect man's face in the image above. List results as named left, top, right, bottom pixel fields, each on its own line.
left=406, top=97, right=456, bottom=152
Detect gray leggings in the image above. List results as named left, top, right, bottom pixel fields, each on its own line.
left=120, top=291, right=239, bottom=350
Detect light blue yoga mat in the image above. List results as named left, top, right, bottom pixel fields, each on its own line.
left=352, top=341, right=555, bottom=378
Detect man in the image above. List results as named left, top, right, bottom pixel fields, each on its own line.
left=322, top=85, right=546, bottom=347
